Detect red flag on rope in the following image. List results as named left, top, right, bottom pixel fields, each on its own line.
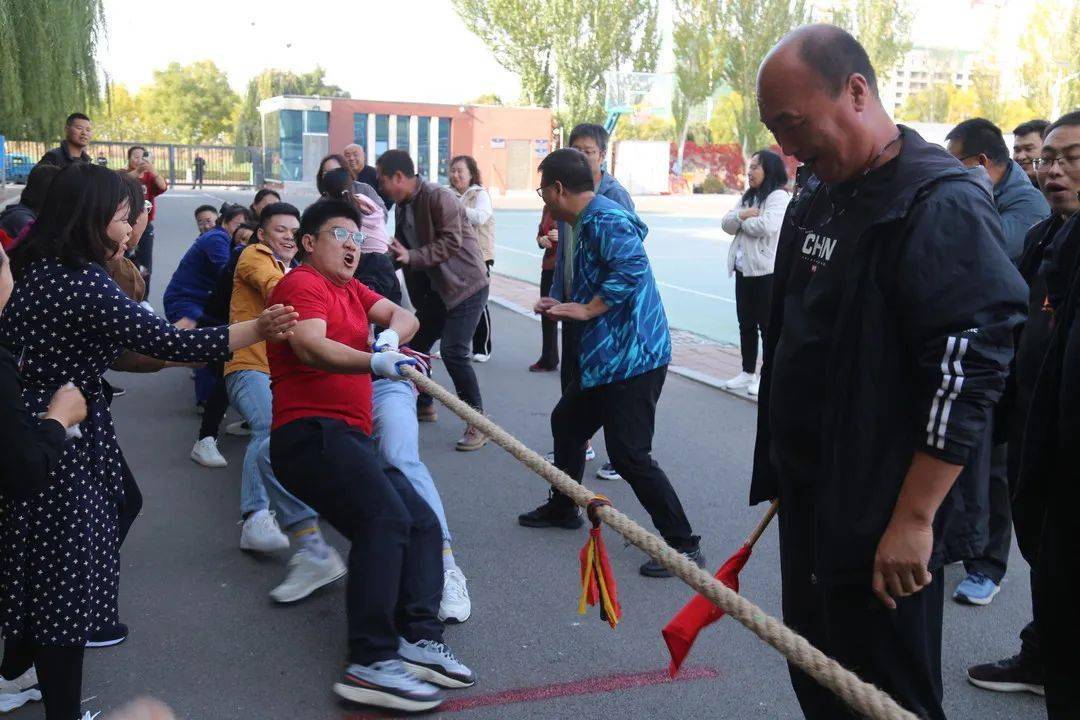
left=661, top=500, right=778, bottom=677
left=578, top=496, right=622, bottom=629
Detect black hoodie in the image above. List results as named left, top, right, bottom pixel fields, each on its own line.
left=750, top=126, right=1028, bottom=584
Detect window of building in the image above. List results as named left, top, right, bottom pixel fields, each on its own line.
left=305, top=110, right=328, bottom=134
left=279, top=109, right=304, bottom=181
left=354, top=113, right=367, bottom=152
left=374, top=114, right=390, bottom=160
left=437, top=117, right=452, bottom=184
left=417, top=116, right=431, bottom=178
left=396, top=115, right=411, bottom=151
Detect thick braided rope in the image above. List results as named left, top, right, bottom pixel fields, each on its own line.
left=403, top=366, right=917, bottom=720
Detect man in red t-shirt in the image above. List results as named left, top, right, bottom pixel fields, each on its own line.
left=126, top=145, right=168, bottom=293
left=267, top=199, right=476, bottom=712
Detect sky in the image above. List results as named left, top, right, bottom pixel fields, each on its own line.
left=100, top=0, right=1030, bottom=103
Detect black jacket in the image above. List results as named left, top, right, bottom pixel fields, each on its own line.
left=0, top=346, right=67, bottom=501
left=38, top=141, right=90, bottom=167
left=750, top=127, right=1028, bottom=583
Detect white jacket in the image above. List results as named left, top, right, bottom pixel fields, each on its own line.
left=721, top=188, right=789, bottom=277
left=455, top=184, right=495, bottom=262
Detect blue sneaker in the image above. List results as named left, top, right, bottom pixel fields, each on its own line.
left=953, top=571, right=1000, bottom=606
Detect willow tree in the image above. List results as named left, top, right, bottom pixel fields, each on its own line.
left=0, top=0, right=105, bottom=139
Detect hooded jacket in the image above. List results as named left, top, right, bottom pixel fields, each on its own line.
left=394, top=180, right=489, bottom=310
left=0, top=204, right=35, bottom=242
left=551, top=171, right=633, bottom=302
left=565, top=194, right=670, bottom=389
left=162, top=227, right=234, bottom=323
left=750, top=127, right=1028, bottom=583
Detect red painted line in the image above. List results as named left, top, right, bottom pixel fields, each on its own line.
left=344, top=665, right=719, bottom=718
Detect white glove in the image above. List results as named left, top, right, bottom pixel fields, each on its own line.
left=370, top=350, right=416, bottom=380
left=373, top=328, right=400, bottom=353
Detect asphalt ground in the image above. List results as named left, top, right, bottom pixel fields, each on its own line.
left=2, top=187, right=1045, bottom=719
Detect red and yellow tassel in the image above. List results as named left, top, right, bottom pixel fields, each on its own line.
left=578, top=496, right=622, bottom=629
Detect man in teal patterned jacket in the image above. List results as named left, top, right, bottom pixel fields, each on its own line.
left=518, top=148, right=704, bottom=578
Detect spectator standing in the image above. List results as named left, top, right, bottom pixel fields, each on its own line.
left=942, top=117, right=1051, bottom=607
left=550, top=123, right=635, bottom=483
left=344, top=143, right=391, bottom=209
left=520, top=148, right=704, bottom=579
left=1012, top=119, right=1050, bottom=188
left=968, top=111, right=1080, bottom=711
left=381, top=150, right=491, bottom=452
left=449, top=155, right=495, bottom=361
left=720, top=149, right=790, bottom=396
left=125, top=146, right=168, bottom=294
left=37, top=113, right=92, bottom=167
left=530, top=208, right=560, bottom=371
left=0, top=164, right=61, bottom=243
left=192, top=154, right=206, bottom=188
left=752, top=26, right=1026, bottom=719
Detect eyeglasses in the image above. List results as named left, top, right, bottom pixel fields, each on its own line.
left=535, top=184, right=553, bottom=198
left=319, top=227, right=366, bottom=246
left=1033, top=154, right=1080, bottom=173
left=1014, top=157, right=1034, bottom=166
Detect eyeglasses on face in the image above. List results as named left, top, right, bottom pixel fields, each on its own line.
left=319, top=227, right=366, bottom=246
left=1033, top=154, right=1080, bottom=173
left=536, top=184, right=553, bottom=198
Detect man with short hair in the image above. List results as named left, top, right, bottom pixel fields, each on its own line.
left=968, top=111, right=1080, bottom=712
left=225, top=202, right=346, bottom=600
left=520, top=148, right=705, bottom=578
left=344, top=143, right=387, bottom=207
left=381, top=149, right=490, bottom=451
left=947, top=118, right=1050, bottom=262
left=38, top=113, right=92, bottom=166
left=550, top=123, right=635, bottom=483
left=125, top=146, right=169, bottom=294
left=194, top=205, right=218, bottom=235
left=1012, top=119, right=1050, bottom=187
left=753, top=25, right=1027, bottom=718
left=942, top=117, right=1050, bottom=607
left=268, top=199, right=475, bottom=711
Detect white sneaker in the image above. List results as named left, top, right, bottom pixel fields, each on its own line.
left=270, top=547, right=347, bottom=603
left=224, top=420, right=251, bottom=436
left=748, top=375, right=760, bottom=396
left=544, top=446, right=595, bottom=464
left=80, top=713, right=102, bottom=720
left=722, top=371, right=754, bottom=390
left=0, top=666, right=41, bottom=712
left=239, top=509, right=289, bottom=553
left=472, top=353, right=490, bottom=363
left=439, top=566, right=472, bottom=623
left=190, top=436, right=227, bottom=467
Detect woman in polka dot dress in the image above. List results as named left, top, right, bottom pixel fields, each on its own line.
left=0, top=164, right=297, bottom=720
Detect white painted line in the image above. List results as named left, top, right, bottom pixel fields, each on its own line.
left=656, top=281, right=736, bottom=304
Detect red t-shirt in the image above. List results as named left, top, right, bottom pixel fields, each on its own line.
left=267, top=264, right=384, bottom=433
left=139, top=171, right=165, bottom=221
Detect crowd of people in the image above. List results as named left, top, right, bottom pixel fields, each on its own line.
left=1, top=21, right=1078, bottom=720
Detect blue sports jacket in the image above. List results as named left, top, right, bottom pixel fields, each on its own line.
left=163, top=227, right=233, bottom=323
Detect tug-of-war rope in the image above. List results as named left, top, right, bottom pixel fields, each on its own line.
left=402, top=366, right=918, bottom=720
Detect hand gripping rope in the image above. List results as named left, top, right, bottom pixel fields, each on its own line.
left=400, top=366, right=918, bottom=720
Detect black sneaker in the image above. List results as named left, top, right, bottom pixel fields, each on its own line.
left=967, top=653, right=1045, bottom=696
left=86, top=622, right=128, bottom=648
left=640, top=546, right=705, bottom=578
left=518, top=499, right=583, bottom=529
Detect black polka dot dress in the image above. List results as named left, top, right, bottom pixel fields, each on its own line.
left=0, top=259, right=230, bottom=646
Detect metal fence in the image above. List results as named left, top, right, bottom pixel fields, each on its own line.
left=2, top=139, right=263, bottom=187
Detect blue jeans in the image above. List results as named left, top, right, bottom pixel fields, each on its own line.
left=225, top=370, right=317, bottom=529
left=372, top=379, right=451, bottom=545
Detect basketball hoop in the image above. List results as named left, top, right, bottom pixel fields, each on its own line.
left=604, top=71, right=675, bottom=117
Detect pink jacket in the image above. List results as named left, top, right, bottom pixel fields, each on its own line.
left=354, top=192, right=389, bottom=254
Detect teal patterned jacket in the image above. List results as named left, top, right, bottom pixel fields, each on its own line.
left=570, top=195, right=671, bottom=388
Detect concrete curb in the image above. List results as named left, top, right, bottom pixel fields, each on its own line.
left=487, top=293, right=758, bottom=405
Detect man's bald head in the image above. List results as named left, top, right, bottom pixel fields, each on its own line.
left=762, top=24, right=878, bottom=99
left=343, top=143, right=367, bottom=173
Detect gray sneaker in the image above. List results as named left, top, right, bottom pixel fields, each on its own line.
left=334, top=660, right=443, bottom=712
left=399, top=638, right=477, bottom=688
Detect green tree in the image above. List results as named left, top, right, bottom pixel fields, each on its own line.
left=453, top=0, right=661, bottom=128
left=1020, top=0, right=1080, bottom=117
left=94, top=84, right=164, bottom=141
left=138, top=61, right=238, bottom=144
left=824, top=0, right=912, bottom=82
left=0, top=0, right=105, bottom=139
left=708, top=91, right=746, bottom=145
left=467, top=93, right=505, bottom=105
left=897, top=84, right=953, bottom=122
left=617, top=116, right=676, bottom=141
left=716, top=0, right=811, bottom=158
left=672, top=0, right=722, bottom=171
left=233, top=67, right=349, bottom=148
